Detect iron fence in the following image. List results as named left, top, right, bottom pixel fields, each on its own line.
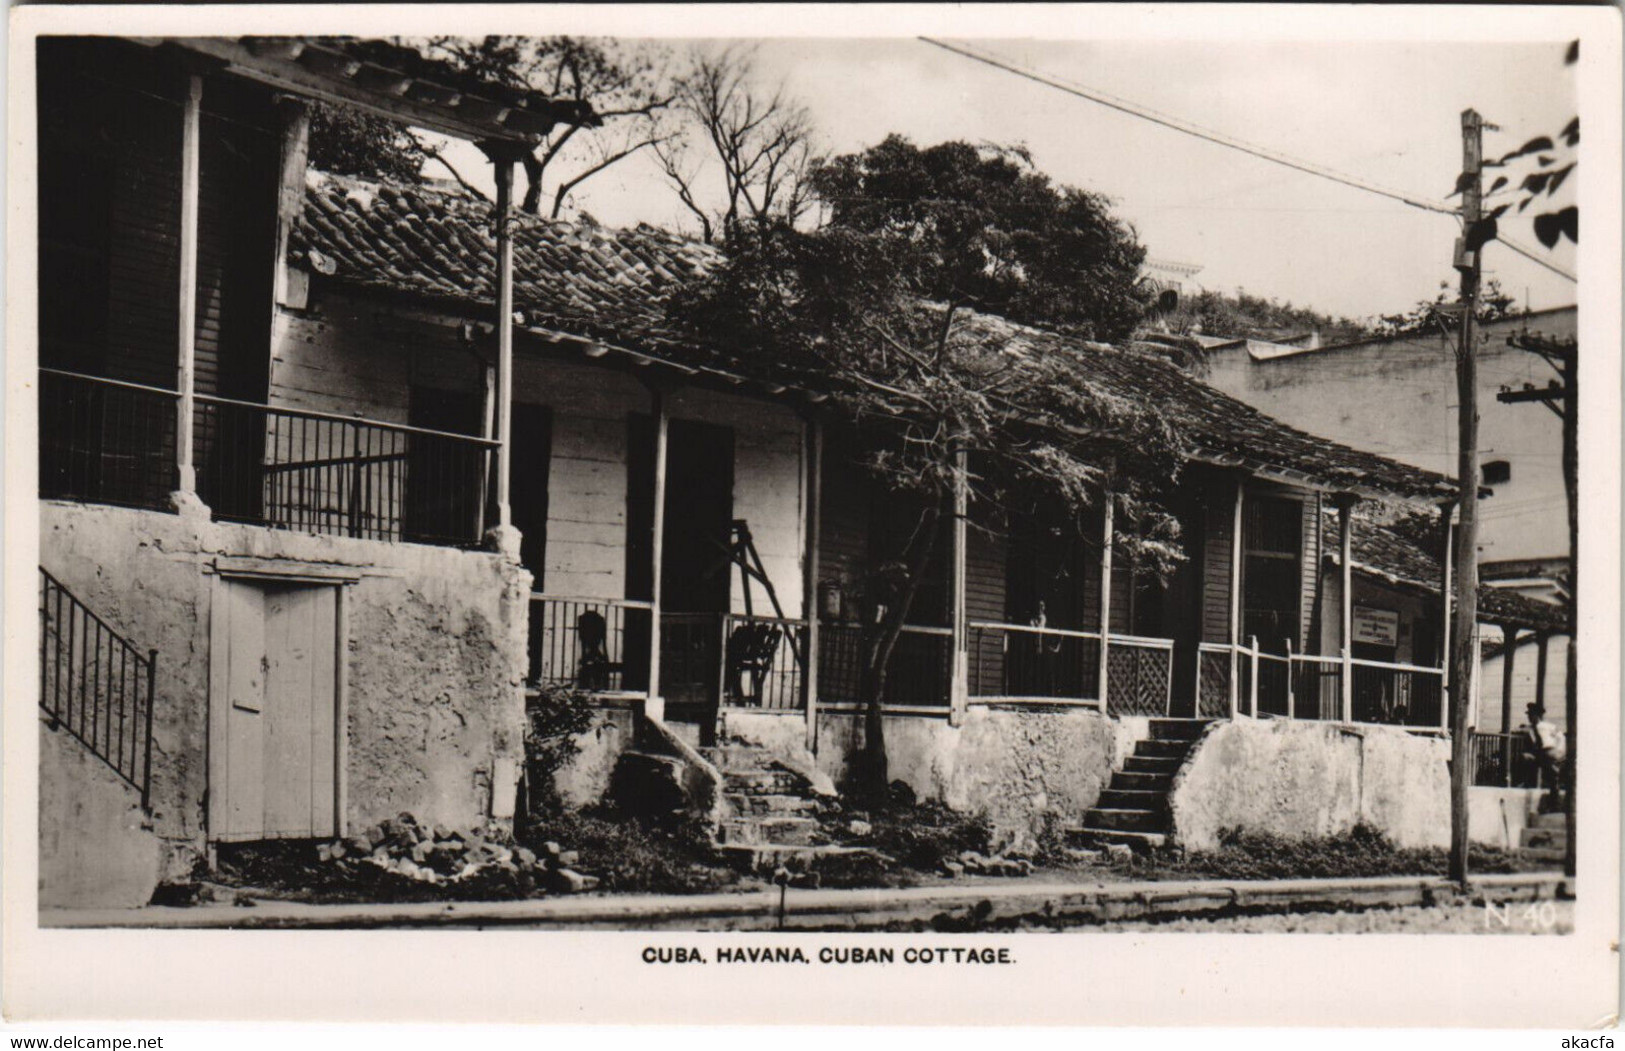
left=40, top=568, right=156, bottom=807
left=1471, top=730, right=1547, bottom=789
left=968, top=621, right=1101, bottom=702
left=720, top=613, right=807, bottom=709
left=1350, top=658, right=1445, bottom=729
left=527, top=595, right=651, bottom=692
left=817, top=621, right=952, bottom=708
left=196, top=394, right=495, bottom=546
left=39, top=369, right=177, bottom=511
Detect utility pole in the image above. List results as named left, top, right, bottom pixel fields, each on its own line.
left=1498, top=332, right=1577, bottom=878
left=1447, top=108, right=1483, bottom=887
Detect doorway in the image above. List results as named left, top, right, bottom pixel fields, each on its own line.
left=209, top=578, right=344, bottom=841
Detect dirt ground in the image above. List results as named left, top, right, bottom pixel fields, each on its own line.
left=1017, top=899, right=1574, bottom=934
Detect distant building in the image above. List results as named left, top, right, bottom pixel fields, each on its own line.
left=1142, top=257, right=1204, bottom=296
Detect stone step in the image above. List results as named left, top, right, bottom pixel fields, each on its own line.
left=1149, top=719, right=1209, bottom=742
left=1530, top=812, right=1569, bottom=830
left=725, top=792, right=820, bottom=817
left=1519, top=846, right=1566, bottom=864
left=1521, top=827, right=1567, bottom=850
left=720, top=816, right=820, bottom=846
left=1083, top=807, right=1167, bottom=833
left=715, top=842, right=885, bottom=875
left=1096, top=788, right=1166, bottom=811
left=1133, top=738, right=1195, bottom=760
left=1123, top=755, right=1183, bottom=775
left=1068, top=827, right=1169, bottom=852
left=1109, top=770, right=1175, bottom=792
left=701, top=745, right=775, bottom=770
left=724, top=768, right=805, bottom=794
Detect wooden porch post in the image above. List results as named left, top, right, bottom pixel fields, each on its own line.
left=490, top=155, right=516, bottom=531
left=270, top=95, right=310, bottom=310
left=1097, top=488, right=1114, bottom=712
left=1498, top=623, right=1519, bottom=782
left=1228, top=478, right=1244, bottom=716
left=646, top=389, right=669, bottom=722
left=1534, top=630, right=1550, bottom=716
left=175, top=74, right=203, bottom=496
left=948, top=444, right=969, bottom=727
left=1339, top=497, right=1355, bottom=723
left=801, top=418, right=823, bottom=750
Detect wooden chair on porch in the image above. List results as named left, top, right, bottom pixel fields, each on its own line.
left=726, top=621, right=783, bottom=705
left=575, top=611, right=624, bottom=692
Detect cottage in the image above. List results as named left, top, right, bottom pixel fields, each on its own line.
left=36, top=35, right=1487, bottom=907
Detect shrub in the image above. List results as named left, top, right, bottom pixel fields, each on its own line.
left=523, top=684, right=596, bottom=813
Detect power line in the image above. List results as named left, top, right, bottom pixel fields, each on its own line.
left=919, top=37, right=1459, bottom=216
left=921, top=37, right=1580, bottom=285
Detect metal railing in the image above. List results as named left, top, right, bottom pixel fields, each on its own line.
left=39, top=369, right=177, bottom=511
left=1105, top=634, right=1175, bottom=717
left=1350, top=657, right=1445, bottom=729
left=818, top=622, right=953, bottom=708
left=968, top=621, right=1101, bottom=703
left=40, top=568, right=156, bottom=807
left=39, top=371, right=497, bottom=548
left=527, top=595, right=651, bottom=693
left=196, top=394, right=496, bottom=546
left=719, top=613, right=807, bottom=709
left=1471, top=730, right=1547, bottom=789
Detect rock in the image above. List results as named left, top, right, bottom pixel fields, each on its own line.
left=1105, top=843, right=1134, bottom=864
left=542, top=841, right=562, bottom=859
left=942, top=860, right=965, bottom=878
left=345, top=835, right=372, bottom=856
left=553, top=868, right=596, bottom=893
left=846, top=819, right=873, bottom=837
left=365, top=825, right=386, bottom=849
left=330, top=841, right=348, bottom=860
left=433, top=824, right=453, bottom=842
left=515, top=847, right=537, bottom=869
left=316, top=843, right=334, bottom=863
left=369, top=847, right=390, bottom=866
left=411, top=840, right=433, bottom=863
left=557, top=850, right=578, bottom=868
left=1015, top=859, right=1034, bottom=876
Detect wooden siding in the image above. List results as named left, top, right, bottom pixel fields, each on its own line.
left=1201, top=477, right=1237, bottom=643
left=38, top=39, right=277, bottom=398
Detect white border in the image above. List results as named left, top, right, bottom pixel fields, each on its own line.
left=4, top=3, right=1619, bottom=1028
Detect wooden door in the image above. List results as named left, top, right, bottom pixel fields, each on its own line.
left=210, top=579, right=341, bottom=840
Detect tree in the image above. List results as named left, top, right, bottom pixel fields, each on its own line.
left=1152, top=288, right=1373, bottom=345
left=309, top=37, right=675, bottom=217
left=812, top=136, right=1152, bottom=343
left=655, top=46, right=822, bottom=243
left=419, top=36, right=676, bottom=218
left=670, top=205, right=1176, bottom=797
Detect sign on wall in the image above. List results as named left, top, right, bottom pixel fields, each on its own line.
left=1352, top=605, right=1400, bottom=647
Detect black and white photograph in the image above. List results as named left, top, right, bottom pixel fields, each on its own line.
left=3, top=2, right=1619, bottom=1031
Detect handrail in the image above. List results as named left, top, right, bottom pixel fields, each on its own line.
left=1348, top=656, right=1445, bottom=675
left=970, top=620, right=1101, bottom=641
left=196, top=390, right=501, bottom=446
left=39, top=367, right=179, bottom=398
left=531, top=593, right=654, bottom=610
left=1106, top=632, right=1176, bottom=649
left=39, top=568, right=156, bottom=808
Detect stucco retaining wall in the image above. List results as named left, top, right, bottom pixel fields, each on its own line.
left=550, top=705, right=638, bottom=808
left=1469, top=787, right=1545, bottom=850
left=808, top=706, right=1119, bottom=849
left=1167, top=717, right=1451, bottom=851
left=40, top=500, right=529, bottom=880
left=38, top=723, right=165, bottom=908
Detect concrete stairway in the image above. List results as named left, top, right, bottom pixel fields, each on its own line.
left=1071, top=719, right=1209, bottom=853
left=1519, top=811, right=1569, bottom=865
left=703, top=742, right=862, bottom=872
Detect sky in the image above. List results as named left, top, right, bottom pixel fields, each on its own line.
left=429, top=35, right=1579, bottom=322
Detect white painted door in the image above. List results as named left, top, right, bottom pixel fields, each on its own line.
left=210, top=579, right=340, bottom=840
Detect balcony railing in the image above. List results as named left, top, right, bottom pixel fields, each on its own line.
left=40, top=568, right=157, bottom=807
left=528, top=596, right=809, bottom=709
left=1471, top=730, right=1548, bottom=789
left=198, top=394, right=496, bottom=545
left=969, top=621, right=1101, bottom=703
left=39, top=369, right=177, bottom=510
left=818, top=622, right=952, bottom=709
left=40, top=370, right=497, bottom=548
left=1105, top=634, right=1175, bottom=717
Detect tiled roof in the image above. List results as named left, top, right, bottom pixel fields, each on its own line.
left=291, top=172, right=1457, bottom=504
left=1324, top=510, right=1568, bottom=632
